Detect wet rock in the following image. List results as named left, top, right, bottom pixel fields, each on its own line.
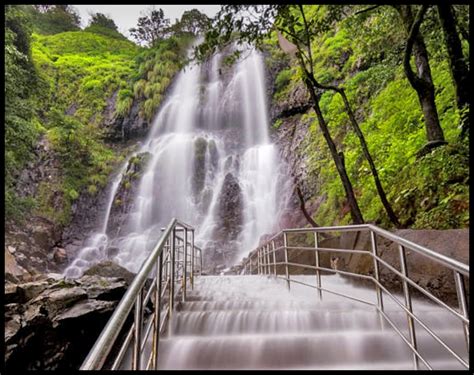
left=53, top=247, right=67, bottom=264
left=5, top=250, right=28, bottom=283
left=192, top=137, right=208, bottom=197
left=208, top=139, right=219, bottom=169
left=53, top=299, right=116, bottom=323
left=83, top=260, right=135, bottom=286
left=105, top=152, right=151, bottom=237
left=19, top=280, right=51, bottom=303
left=4, top=271, right=129, bottom=371
left=216, top=173, right=243, bottom=242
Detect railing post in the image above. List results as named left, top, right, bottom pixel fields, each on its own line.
left=267, top=244, right=271, bottom=275
left=257, top=249, right=261, bottom=275
left=263, top=246, right=267, bottom=275
left=132, top=289, right=143, bottom=370
left=169, top=228, right=176, bottom=316
left=272, top=240, right=277, bottom=276
left=190, top=229, right=194, bottom=289
left=250, top=254, right=254, bottom=275
left=199, top=247, right=202, bottom=275
left=284, top=232, right=290, bottom=290
left=314, top=232, right=322, bottom=300
left=399, top=244, right=418, bottom=369
left=370, top=230, right=384, bottom=311
left=182, top=228, right=188, bottom=302
left=454, top=271, right=469, bottom=352
left=264, top=245, right=269, bottom=275
left=153, top=254, right=163, bottom=370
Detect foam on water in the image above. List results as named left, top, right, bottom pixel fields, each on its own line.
left=154, top=275, right=468, bottom=370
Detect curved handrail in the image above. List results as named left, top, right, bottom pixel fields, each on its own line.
left=81, top=218, right=202, bottom=370
left=240, top=224, right=469, bottom=370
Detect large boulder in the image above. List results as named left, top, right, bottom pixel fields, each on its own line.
left=202, top=173, right=244, bottom=273
left=4, top=262, right=133, bottom=371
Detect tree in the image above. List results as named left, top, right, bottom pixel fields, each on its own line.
left=88, top=12, right=118, bottom=31
left=129, top=7, right=170, bottom=46
left=437, top=4, right=470, bottom=140
left=85, top=12, right=125, bottom=39
left=27, top=4, right=81, bottom=34
left=178, top=9, right=211, bottom=35
left=395, top=5, right=446, bottom=147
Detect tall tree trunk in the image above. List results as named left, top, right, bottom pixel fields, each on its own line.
left=302, top=72, right=365, bottom=225
left=437, top=4, right=470, bottom=139
left=295, top=184, right=319, bottom=227
left=338, top=89, right=402, bottom=227
left=396, top=5, right=446, bottom=144
left=306, top=70, right=401, bottom=227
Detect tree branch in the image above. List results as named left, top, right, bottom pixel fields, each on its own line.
left=355, top=5, right=381, bottom=15
left=295, top=184, right=319, bottom=227
left=298, top=4, right=314, bottom=75
left=404, top=5, right=430, bottom=90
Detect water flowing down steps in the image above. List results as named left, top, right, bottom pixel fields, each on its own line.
left=156, top=275, right=468, bottom=370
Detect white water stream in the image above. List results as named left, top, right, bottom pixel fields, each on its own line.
left=155, top=275, right=468, bottom=370
left=64, top=46, right=290, bottom=277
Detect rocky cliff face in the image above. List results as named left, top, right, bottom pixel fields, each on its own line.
left=263, top=49, right=321, bottom=230
left=5, top=262, right=134, bottom=371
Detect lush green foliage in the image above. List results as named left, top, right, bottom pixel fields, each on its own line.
left=25, top=5, right=81, bottom=35
left=231, top=4, right=469, bottom=229
left=128, top=35, right=193, bottom=121
left=129, top=7, right=171, bottom=46
left=5, top=5, right=191, bottom=226
left=84, top=12, right=126, bottom=40
left=5, top=5, right=41, bottom=219
left=295, top=6, right=469, bottom=229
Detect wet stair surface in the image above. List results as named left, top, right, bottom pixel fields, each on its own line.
left=156, top=275, right=468, bottom=370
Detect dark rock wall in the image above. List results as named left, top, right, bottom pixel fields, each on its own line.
left=5, top=262, right=134, bottom=371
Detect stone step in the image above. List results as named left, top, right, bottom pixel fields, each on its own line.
left=170, top=309, right=390, bottom=335
left=158, top=330, right=467, bottom=370
left=157, top=330, right=413, bottom=369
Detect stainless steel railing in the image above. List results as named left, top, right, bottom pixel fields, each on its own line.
left=241, top=224, right=469, bottom=370
left=81, top=218, right=202, bottom=370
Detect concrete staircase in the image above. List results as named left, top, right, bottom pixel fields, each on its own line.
left=156, top=275, right=468, bottom=370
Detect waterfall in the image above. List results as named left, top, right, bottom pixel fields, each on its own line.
left=64, top=45, right=291, bottom=276
left=63, top=160, right=129, bottom=278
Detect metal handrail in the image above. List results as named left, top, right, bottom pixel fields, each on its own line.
left=81, top=218, right=203, bottom=370
left=240, top=224, right=469, bottom=370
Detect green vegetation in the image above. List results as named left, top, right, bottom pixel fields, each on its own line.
left=298, top=8, right=469, bottom=229
left=199, top=4, right=469, bottom=230
left=5, top=5, right=191, bottom=226
left=5, top=5, right=41, bottom=219
left=129, top=35, right=192, bottom=121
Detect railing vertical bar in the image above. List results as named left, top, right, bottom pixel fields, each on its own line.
left=199, top=245, right=202, bottom=275
left=272, top=240, right=277, bottom=276
left=169, top=229, right=176, bottom=317
left=266, top=244, right=271, bottom=275
left=454, top=271, right=469, bottom=352
left=257, top=249, right=261, bottom=275
left=399, top=244, right=418, bottom=370
left=190, top=229, right=195, bottom=289
left=132, top=289, right=143, bottom=370
left=262, top=247, right=266, bottom=275
left=183, top=228, right=188, bottom=302
left=314, top=232, right=322, bottom=300
left=284, top=232, right=290, bottom=290
left=153, top=253, right=163, bottom=370
left=370, top=230, right=384, bottom=311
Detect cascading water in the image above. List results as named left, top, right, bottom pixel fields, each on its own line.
left=64, top=44, right=291, bottom=277
left=64, top=160, right=130, bottom=278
